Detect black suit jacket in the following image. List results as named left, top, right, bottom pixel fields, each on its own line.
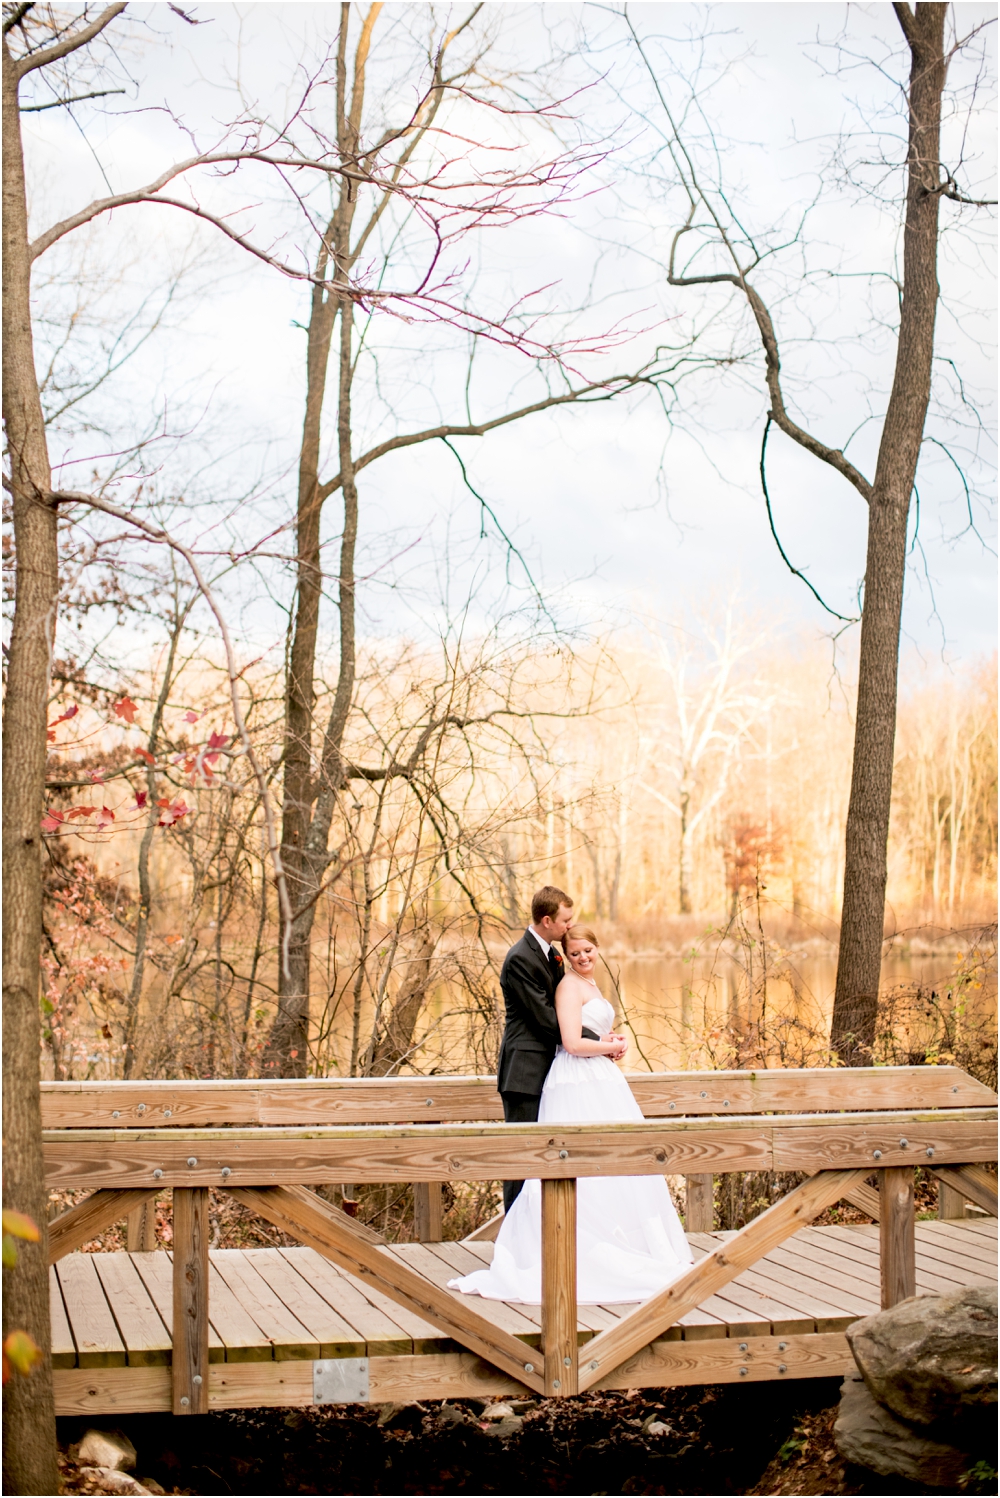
left=496, top=932, right=597, bottom=1096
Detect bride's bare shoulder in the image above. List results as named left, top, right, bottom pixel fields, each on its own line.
left=555, top=972, right=585, bottom=997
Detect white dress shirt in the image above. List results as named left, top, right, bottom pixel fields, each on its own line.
left=527, top=925, right=551, bottom=957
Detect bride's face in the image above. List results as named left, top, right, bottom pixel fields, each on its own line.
left=565, top=939, right=598, bottom=976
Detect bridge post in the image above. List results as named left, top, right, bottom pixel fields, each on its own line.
left=879, top=1167, right=916, bottom=1308
left=414, top=1182, right=443, bottom=1241
left=685, top=1175, right=714, bottom=1233
left=542, top=1177, right=578, bottom=1396
left=172, top=1188, right=210, bottom=1414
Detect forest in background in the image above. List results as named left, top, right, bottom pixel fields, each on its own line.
left=39, top=612, right=997, bottom=1085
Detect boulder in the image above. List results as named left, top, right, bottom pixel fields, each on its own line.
left=76, top=1467, right=152, bottom=1496
left=73, top=1431, right=137, bottom=1473
left=834, top=1373, right=972, bottom=1489
left=846, top=1286, right=997, bottom=1429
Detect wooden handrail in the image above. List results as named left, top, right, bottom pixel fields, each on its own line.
left=39, top=1065, right=996, bottom=1129
left=42, top=1106, right=996, bottom=1190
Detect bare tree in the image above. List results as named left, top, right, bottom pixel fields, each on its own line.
left=621, top=2, right=995, bottom=1059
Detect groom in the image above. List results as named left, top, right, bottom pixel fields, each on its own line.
left=497, top=885, right=607, bottom=1211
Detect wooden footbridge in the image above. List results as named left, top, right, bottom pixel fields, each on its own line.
left=41, top=1065, right=997, bottom=1418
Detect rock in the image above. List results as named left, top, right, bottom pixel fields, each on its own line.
left=846, top=1286, right=997, bottom=1428
left=483, top=1414, right=523, bottom=1439
left=135, top=1481, right=166, bottom=1496
left=481, top=1401, right=516, bottom=1421
left=643, top=1419, right=673, bottom=1437
left=73, top=1431, right=138, bottom=1472
left=77, top=1466, right=152, bottom=1496
left=834, top=1373, right=972, bottom=1489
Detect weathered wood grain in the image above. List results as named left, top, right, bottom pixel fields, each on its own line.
left=48, top=1188, right=159, bottom=1263
left=542, top=1179, right=578, bottom=1396
left=126, top=1199, right=157, bottom=1252
left=172, top=1189, right=209, bottom=1413
left=879, top=1169, right=916, bottom=1309
left=414, top=1182, right=444, bottom=1242
left=126, top=1249, right=228, bottom=1363
left=55, top=1255, right=125, bottom=1367
left=39, top=1065, right=995, bottom=1129
left=91, top=1254, right=171, bottom=1366
left=227, top=1184, right=547, bottom=1393
left=41, top=1107, right=996, bottom=1190
left=576, top=1168, right=866, bottom=1392
left=685, top=1175, right=714, bottom=1233
left=592, top=1331, right=853, bottom=1391
left=49, top=1265, right=77, bottom=1368
left=210, top=1251, right=319, bottom=1361
left=929, top=1164, right=998, bottom=1216
left=53, top=1366, right=171, bottom=1415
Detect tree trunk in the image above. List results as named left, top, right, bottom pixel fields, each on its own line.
left=831, top=2, right=946, bottom=1064
left=2, top=37, right=59, bottom=1496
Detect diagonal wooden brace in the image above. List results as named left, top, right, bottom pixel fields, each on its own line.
left=48, top=1188, right=160, bottom=1264
left=929, top=1163, right=997, bottom=1216
left=576, top=1167, right=867, bottom=1392
left=227, top=1184, right=544, bottom=1394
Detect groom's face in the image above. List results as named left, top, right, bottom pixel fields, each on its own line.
left=539, top=904, right=574, bottom=941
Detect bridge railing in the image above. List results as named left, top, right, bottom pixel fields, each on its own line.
left=41, top=1065, right=997, bottom=1413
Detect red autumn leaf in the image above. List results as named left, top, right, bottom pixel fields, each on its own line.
left=157, top=798, right=190, bottom=827
left=204, top=753, right=220, bottom=766
left=95, top=806, right=115, bottom=829
left=206, top=730, right=231, bottom=751
left=183, top=710, right=199, bottom=723
left=135, top=791, right=149, bottom=809
left=89, top=769, right=105, bottom=785
left=112, top=696, right=138, bottom=725
left=47, top=705, right=80, bottom=741
left=135, top=748, right=155, bottom=766
left=41, top=811, right=64, bottom=833
left=66, top=806, right=95, bottom=820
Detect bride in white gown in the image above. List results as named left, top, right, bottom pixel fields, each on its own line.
left=449, top=925, right=693, bottom=1304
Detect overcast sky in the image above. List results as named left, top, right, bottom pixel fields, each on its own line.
left=23, top=2, right=997, bottom=678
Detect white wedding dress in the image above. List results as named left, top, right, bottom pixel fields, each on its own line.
left=448, top=991, right=694, bottom=1304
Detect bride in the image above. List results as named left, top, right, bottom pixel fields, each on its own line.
left=449, top=925, right=693, bottom=1304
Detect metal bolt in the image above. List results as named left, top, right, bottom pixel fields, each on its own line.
left=873, top=1150, right=882, bottom=1160
left=187, top=1156, right=198, bottom=1167
left=926, top=1147, right=935, bottom=1158
left=137, top=1104, right=146, bottom=1114
left=524, top=1363, right=534, bottom=1374
left=899, top=1138, right=908, bottom=1149
left=426, top=1098, right=433, bottom=1106
left=559, top=1150, right=568, bottom=1160
left=723, top=1099, right=730, bottom=1107
left=778, top=1342, right=787, bottom=1352
left=700, top=1091, right=708, bottom=1098
left=739, top=1367, right=748, bottom=1377
left=192, top=1374, right=202, bottom=1385
left=153, top=1169, right=163, bottom=1179
left=669, top=1102, right=676, bottom=1109
left=589, top=1361, right=599, bottom=1371
left=164, top=1109, right=172, bottom=1118
left=180, top=1396, right=190, bottom=1407
left=739, top=1342, right=748, bottom=1352
left=552, top=1379, right=561, bottom=1391
left=564, top=1357, right=572, bottom=1367
left=778, top=1364, right=787, bottom=1374
left=112, top=1110, right=120, bottom=1118
left=220, top=1167, right=231, bottom=1179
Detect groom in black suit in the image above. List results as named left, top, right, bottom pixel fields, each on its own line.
left=497, top=885, right=599, bottom=1211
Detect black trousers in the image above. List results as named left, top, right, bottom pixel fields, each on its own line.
left=500, top=1090, right=540, bottom=1212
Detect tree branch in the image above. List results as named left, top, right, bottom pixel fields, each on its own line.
left=47, top=489, right=294, bottom=974
left=15, top=1, right=126, bottom=77
left=20, top=87, right=125, bottom=111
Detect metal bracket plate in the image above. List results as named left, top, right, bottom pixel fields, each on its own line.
left=313, top=1357, right=370, bottom=1404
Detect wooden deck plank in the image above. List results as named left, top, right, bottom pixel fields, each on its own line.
left=799, top=1224, right=990, bottom=1288
left=691, top=1233, right=862, bottom=1329
left=911, top=1222, right=998, bottom=1267
left=91, top=1254, right=171, bottom=1367
left=127, top=1252, right=229, bottom=1363
left=242, top=1250, right=366, bottom=1359
left=875, top=1227, right=995, bottom=1279
left=761, top=1235, right=889, bottom=1301
left=389, top=1243, right=540, bottom=1348
left=210, top=1252, right=319, bottom=1361
left=787, top=1229, right=975, bottom=1297
left=733, top=1246, right=877, bottom=1319
left=276, top=1248, right=416, bottom=1356
left=50, top=1265, right=77, bottom=1369
left=687, top=1237, right=817, bottom=1335
left=947, top=1219, right=997, bottom=1241
left=56, top=1255, right=126, bottom=1368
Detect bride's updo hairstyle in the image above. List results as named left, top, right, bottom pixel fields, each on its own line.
left=563, top=924, right=599, bottom=951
